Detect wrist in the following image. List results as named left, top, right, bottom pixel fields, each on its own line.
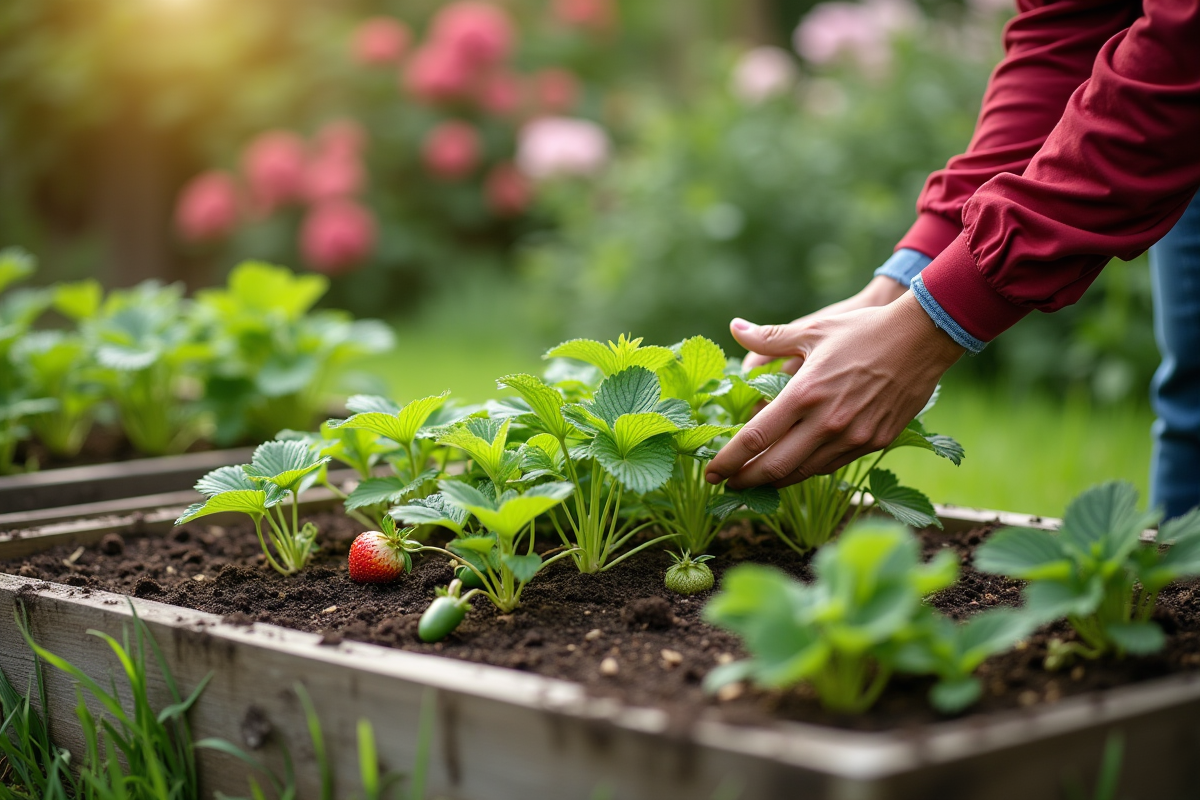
left=859, top=276, right=908, bottom=306
left=892, top=291, right=967, bottom=367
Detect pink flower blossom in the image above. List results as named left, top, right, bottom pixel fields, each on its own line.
left=316, top=119, right=367, bottom=158
left=485, top=162, right=532, bottom=216
left=301, top=200, right=377, bottom=275
left=242, top=131, right=306, bottom=211
left=731, top=46, right=798, bottom=102
left=533, top=68, right=580, bottom=113
left=793, top=0, right=918, bottom=74
left=551, top=0, right=616, bottom=30
left=430, top=2, right=515, bottom=69
left=478, top=71, right=524, bottom=116
left=516, top=117, right=610, bottom=180
left=175, top=171, right=239, bottom=242
left=304, top=150, right=365, bottom=203
left=403, top=42, right=474, bottom=102
left=352, top=17, right=412, bottom=65
left=422, top=121, right=482, bottom=180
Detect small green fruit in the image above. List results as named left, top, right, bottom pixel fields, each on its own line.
left=418, top=579, right=471, bottom=642
left=665, top=551, right=715, bottom=595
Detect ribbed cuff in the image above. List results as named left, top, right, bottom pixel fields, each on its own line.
left=918, top=234, right=1031, bottom=344
left=874, top=248, right=933, bottom=288
left=911, top=275, right=987, bottom=354
left=896, top=213, right=962, bottom=260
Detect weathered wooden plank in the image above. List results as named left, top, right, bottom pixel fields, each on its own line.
left=0, top=448, right=255, bottom=514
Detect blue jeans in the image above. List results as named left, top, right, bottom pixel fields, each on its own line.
left=1150, top=192, right=1200, bottom=519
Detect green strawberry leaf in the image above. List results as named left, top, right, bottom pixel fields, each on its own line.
left=329, top=392, right=449, bottom=448
left=194, top=465, right=257, bottom=496
left=392, top=494, right=470, bottom=536
left=345, top=470, right=437, bottom=511
left=545, top=335, right=675, bottom=377
left=973, top=528, right=1073, bottom=581
left=496, top=373, right=572, bottom=438
left=929, top=677, right=982, bottom=714
left=243, top=440, right=331, bottom=493
left=591, top=432, right=676, bottom=494
left=868, top=469, right=940, bottom=530
left=708, top=486, right=781, bottom=521
left=589, top=366, right=663, bottom=425
left=175, top=490, right=268, bottom=525
left=1104, top=621, right=1166, bottom=655
left=502, top=553, right=544, bottom=584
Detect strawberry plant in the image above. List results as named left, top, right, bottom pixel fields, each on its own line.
left=72, top=281, right=212, bottom=456
left=10, top=329, right=102, bottom=458
left=497, top=338, right=691, bottom=573
left=704, top=520, right=1024, bottom=713
left=194, top=261, right=394, bottom=444
left=396, top=478, right=576, bottom=627
left=176, top=440, right=331, bottom=575
left=754, top=387, right=964, bottom=553
left=975, top=482, right=1200, bottom=668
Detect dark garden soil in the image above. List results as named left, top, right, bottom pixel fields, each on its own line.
left=7, top=513, right=1200, bottom=732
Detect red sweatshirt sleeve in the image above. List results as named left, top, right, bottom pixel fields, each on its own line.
left=897, top=0, right=1141, bottom=259
left=919, top=0, right=1200, bottom=342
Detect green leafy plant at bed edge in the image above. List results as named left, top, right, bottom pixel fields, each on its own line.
left=975, top=481, right=1200, bottom=668
left=703, top=520, right=1031, bottom=713
left=0, top=247, right=55, bottom=474
left=287, top=391, right=458, bottom=527
left=741, top=385, right=964, bottom=554
left=177, top=440, right=331, bottom=576
left=495, top=336, right=700, bottom=573
left=198, top=683, right=435, bottom=800
left=391, top=478, right=577, bottom=636
left=72, top=280, right=212, bottom=456
left=4, top=602, right=211, bottom=800
left=194, top=261, right=395, bottom=444
left=10, top=326, right=103, bottom=458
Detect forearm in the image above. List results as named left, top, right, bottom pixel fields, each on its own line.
left=918, top=0, right=1200, bottom=346
left=900, top=0, right=1139, bottom=260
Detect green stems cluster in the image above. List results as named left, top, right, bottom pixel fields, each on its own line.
left=763, top=456, right=879, bottom=554
left=253, top=496, right=320, bottom=577
left=551, top=455, right=667, bottom=574
left=652, top=456, right=723, bottom=555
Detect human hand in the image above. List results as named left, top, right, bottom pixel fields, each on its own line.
left=708, top=291, right=965, bottom=490
left=743, top=276, right=908, bottom=374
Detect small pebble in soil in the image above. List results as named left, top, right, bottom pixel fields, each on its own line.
left=99, top=533, right=125, bottom=556
left=716, top=652, right=734, bottom=665
left=661, top=649, right=683, bottom=668
left=600, top=657, right=619, bottom=677
left=321, top=605, right=338, bottom=614
left=566, top=644, right=577, bottom=652
left=585, top=628, right=602, bottom=641
left=319, top=630, right=344, bottom=646
left=717, top=682, right=745, bottom=702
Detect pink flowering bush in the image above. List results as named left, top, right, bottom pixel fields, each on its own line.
left=731, top=46, right=798, bottom=103
left=301, top=200, right=377, bottom=275
left=241, top=131, right=307, bottom=212
left=423, top=121, right=482, bottom=179
left=176, top=172, right=240, bottom=242
left=353, top=17, right=412, bottom=66
left=517, top=117, right=610, bottom=179
left=793, top=0, right=919, bottom=75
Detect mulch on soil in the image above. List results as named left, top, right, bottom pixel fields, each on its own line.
left=8, top=512, right=1200, bottom=731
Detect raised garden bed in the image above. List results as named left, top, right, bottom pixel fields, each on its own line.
left=2, top=497, right=1198, bottom=799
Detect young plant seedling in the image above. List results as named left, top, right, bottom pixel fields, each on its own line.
left=664, top=551, right=715, bottom=595
left=498, top=362, right=686, bottom=573
left=325, top=392, right=454, bottom=522
left=195, top=261, right=394, bottom=442
left=177, top=440, right=331, bottom=576
left=704, top=520, right=996, bottom=714
left=10, top=329, right=102, bottom=458
left=975, top=481, right=1200, bottom=668
left=76, top=280, right=212, bottom=455
left=755, top=386, right=964, bottom=553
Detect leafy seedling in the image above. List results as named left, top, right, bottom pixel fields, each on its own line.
left=975, top=481, right=1200, bottom=667
left=177, top=440, right=331, bottom=576
left=704, top=520, right=969, bottom=713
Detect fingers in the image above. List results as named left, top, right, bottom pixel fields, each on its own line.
left=723, top=420, right=828, bottom=490
left=705, top=384, right=808, bottom=484
left=771, top=443, right=873, bottom=489
left=741, top=353, right=804, bottom=374
left=730, top=318, right=815, bottom=360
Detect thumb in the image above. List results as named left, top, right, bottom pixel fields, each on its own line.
left=730, top=318, right=810, bottom=358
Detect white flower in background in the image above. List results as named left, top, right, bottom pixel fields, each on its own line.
left=793, top=0, right=918, bottom=74
left=731, top=46, right=798, bottom=103
left=516, top=117, right=611, bottom=179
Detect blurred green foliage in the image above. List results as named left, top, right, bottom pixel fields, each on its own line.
left=521, top=26, right=1160, bottom=403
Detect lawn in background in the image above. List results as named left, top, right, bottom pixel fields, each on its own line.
left=356, top=325, right=1155, bottom=518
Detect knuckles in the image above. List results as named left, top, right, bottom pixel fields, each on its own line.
left=735, top=424, right=771, bottom=456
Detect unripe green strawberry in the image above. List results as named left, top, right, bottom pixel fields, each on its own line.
left=665, top=551, right=715, bottom=595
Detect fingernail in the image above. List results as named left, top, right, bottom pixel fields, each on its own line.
left=705, top=471, right=722, bottom=485
left=731, top=318, right=754, bottom=332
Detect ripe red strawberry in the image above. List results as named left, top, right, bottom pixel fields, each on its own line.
left=348, top=530, right=413, bottom=583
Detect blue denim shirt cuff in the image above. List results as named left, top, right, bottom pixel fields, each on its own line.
left=910, top=274, right=986, bottom=354
left=874, top=248, right=933, bottom=287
